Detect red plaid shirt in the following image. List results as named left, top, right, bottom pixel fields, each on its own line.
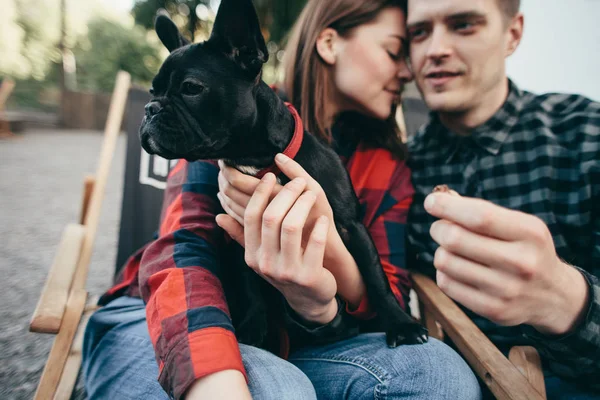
left=101, top=142, right=414, bottom=399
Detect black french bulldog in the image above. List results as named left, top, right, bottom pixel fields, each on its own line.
left=139, top=0, right=427, bottom=348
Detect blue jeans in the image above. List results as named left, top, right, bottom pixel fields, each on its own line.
left=83, top=296, right=481, bottom=399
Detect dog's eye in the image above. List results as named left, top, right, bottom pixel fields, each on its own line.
left=149, top=87, right=155, bottom=96
left=182, top=81, right=205, bottom=96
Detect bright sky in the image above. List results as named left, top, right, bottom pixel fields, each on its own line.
left=506, top=0, right=600, bottom=101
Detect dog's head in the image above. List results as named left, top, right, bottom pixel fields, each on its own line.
left=139, top=0, right=269, bottom=161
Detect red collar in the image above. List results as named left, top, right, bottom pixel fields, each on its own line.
left=255, top=102, right=304, bottom=179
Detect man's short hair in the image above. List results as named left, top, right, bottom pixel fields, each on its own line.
left=498, top=0, right=520, bottom=18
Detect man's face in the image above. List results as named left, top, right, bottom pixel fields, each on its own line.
left=407, top=0, right=515, bottom=113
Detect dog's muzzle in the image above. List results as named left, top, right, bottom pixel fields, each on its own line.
left=145, top=101, right=163, bottom=118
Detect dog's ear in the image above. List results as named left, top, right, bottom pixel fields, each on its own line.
left=209, top=0, right=269, bottom=78
left=155, top=15, right=190, bottom=53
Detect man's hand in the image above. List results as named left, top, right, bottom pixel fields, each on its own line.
left=424, top=192, right=590, bottom=336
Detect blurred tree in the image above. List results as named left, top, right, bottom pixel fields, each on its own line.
left=132, top=0, right=306, bottom=45
left=73, top=17, right=162, bottom=91
left=133, top=0, right=211, bottom=42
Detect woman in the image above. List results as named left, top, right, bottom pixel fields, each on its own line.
left=82, top=0, right=481, bottom=399
left=216, top=0, right=481, bottom=399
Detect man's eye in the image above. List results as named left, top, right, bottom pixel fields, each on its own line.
left=408, top=29, right=426, bottom=41
left=182, top=81, right=204, bottom=96
left=454, top=22, right=475, bottom=32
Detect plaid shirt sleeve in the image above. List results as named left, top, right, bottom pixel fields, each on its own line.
left=345, top=148, right=414, bottom=318
left=521, top=152, right=600, bottom=387
left=138, top=160, right=245, bottom=399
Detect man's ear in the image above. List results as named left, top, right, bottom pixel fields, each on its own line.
left=316, top=28, right=340, bottom=65
left=209, top=0, right=269, bottom=78
left=505, top=13, right=524, bottom=57
left=155, top=15, right=190, bottom=53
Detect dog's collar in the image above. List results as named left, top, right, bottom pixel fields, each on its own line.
left=255, top=102, right=303, bottom=179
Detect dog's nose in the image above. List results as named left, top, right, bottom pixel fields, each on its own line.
left=145, top=101, right=163, bottom=117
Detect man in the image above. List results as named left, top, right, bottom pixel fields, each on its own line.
left=405, top=0, right=600, bottom=397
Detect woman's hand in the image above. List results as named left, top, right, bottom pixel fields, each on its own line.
left=217, top=154, right=367, bottom=308
left=216, top=172, right=338, bottom=324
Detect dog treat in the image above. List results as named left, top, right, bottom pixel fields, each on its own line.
left=432, top=184, right=460, bottom=196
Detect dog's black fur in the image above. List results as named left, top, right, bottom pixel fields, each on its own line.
left=140, top=0, right=427, bottom=348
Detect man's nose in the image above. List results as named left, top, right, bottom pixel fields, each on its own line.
left=426, top=27, right=453, bottom=61
left=145, top=101, right=163, bottom=117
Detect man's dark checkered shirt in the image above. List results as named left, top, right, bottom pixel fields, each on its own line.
left=407, top=80, right=600, bottom=388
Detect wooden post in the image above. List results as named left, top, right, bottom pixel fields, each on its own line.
left=71, top=71, right=131, bottom=291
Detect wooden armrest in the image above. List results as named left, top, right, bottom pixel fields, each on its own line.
left=411, top=273, right=544, bottom=400
left=30, top=223, right=86, bottom=333
left=509, top=346, right=546, bottom=399
left=34, top=289, right=88, bottom=400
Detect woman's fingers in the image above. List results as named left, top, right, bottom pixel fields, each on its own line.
left=244, top=173, right=277, bottom=263
left=215, top=214, right=245, bottom=247
left=303, top=216, right=330, bottom=270
left=218, top=170, right=253, bottom=209
left=280, top=190, right=317, bottom=265
left=219, top=160, right=261, bottom=197
left=261, top=177, right=307, bottom=258
left=217, top=192, right=245, bottom=225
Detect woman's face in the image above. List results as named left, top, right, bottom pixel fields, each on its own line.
left=332, top=7, right=413, bottom=120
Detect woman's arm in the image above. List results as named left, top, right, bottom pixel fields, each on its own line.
left=139, top=160, right=248, bottom=400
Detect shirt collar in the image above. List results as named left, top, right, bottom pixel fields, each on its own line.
left=411, top=79, right=524, bottom=162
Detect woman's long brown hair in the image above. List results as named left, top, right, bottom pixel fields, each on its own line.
left=283, top=0, right=408, bottom=159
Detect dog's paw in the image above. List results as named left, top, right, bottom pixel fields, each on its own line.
left=385, top=323, right=429, bottom=347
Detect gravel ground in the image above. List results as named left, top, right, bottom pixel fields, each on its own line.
left=0, top=129, right=126, bottom=399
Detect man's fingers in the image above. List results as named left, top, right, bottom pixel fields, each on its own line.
left=303, top=216, right=329, bottom=269
left=436, top=270, right=506, bottom=323
left=430, top=220, right=523, bottom=274
left=215, top=214, right=245, bottom=247
left=433, top=247, right=518, bottom=297
left=280, top=190, right=317, bottom=264
left=424, top=193, right=536, bottom=241
left=244, top=173, right=277, bottom=255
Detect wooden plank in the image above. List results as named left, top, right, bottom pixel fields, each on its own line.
left=509, top=346, right=547, bottom=399
left=419, top=300, right=444, bottom=340
left=0, top=79, right=16, bottom=135
left=30, top=224, right=86, bottom=333
left=72, top=71, right=131, bottom=291
left=411, top=273, right=544, bottom=400
left=53, top=296, right=99, bottom=400
left=34, top=290, right=87, bottom=400
left=79, top=175, right=95, bottom=225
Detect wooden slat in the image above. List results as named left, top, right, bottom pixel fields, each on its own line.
left=79, top=175, right=95, bottom=225
left=411, top=273, right=544, bottom=400
left=53, top=296, right=99, bottom=400
left=509, top=346, right=547, bottom=399
left=72, top=71, right=131, bottom=291
left=419, top=300, right=444, bottom=340
left=34, top=290, right=87, bottom=400
left=30, top=224, right=86, bottom=333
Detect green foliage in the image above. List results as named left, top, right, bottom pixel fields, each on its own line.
left=73, top=18, right=162, bottom=92
left=132, top=0, right=210, bottom=41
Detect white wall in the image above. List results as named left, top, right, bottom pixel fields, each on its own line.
left=506, top=0, right=600, bottom=101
